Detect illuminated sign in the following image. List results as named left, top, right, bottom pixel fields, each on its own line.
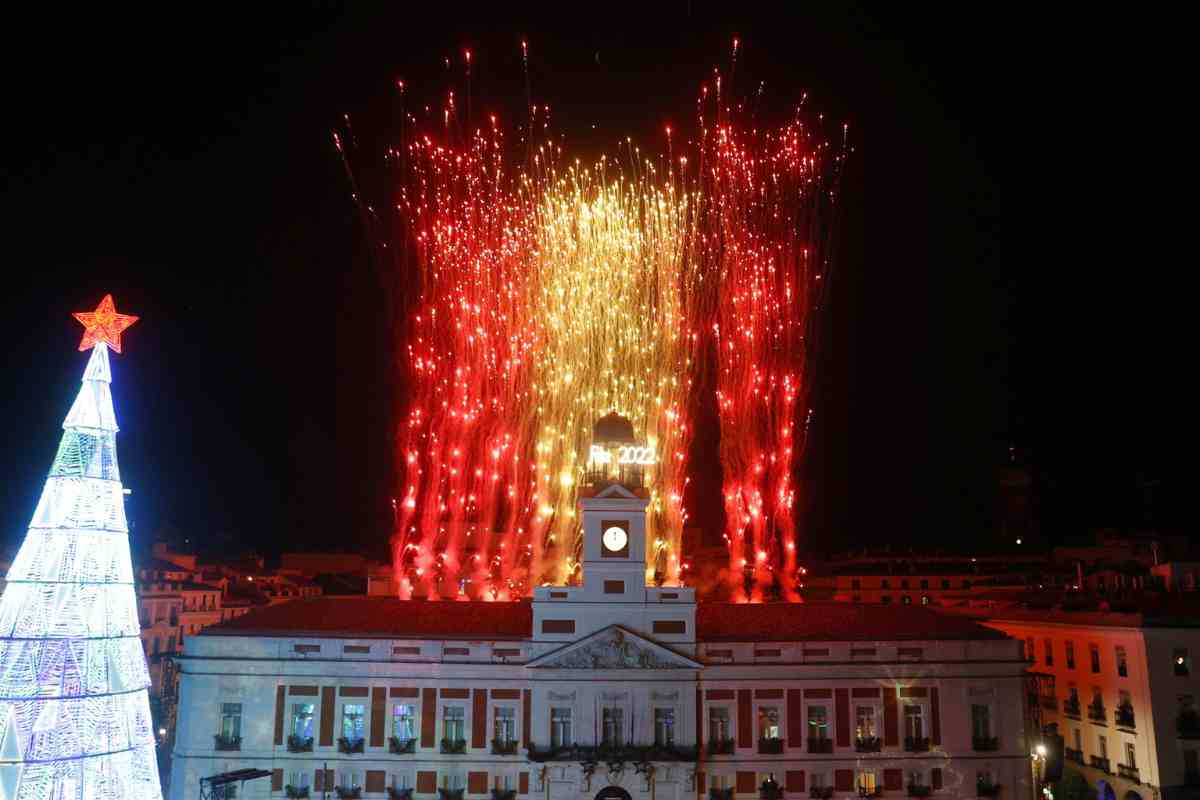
left=590, top=444, right=656, bottom=466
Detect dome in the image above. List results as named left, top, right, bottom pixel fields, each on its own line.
left=593, top=412, right=636, bottom=444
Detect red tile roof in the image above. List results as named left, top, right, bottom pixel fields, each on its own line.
left=696, top=602, right=1008, bottom=642
left=201, top=596, right=532, bottom=639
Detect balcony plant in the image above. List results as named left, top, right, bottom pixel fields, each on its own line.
left=287, top=734, right=314, bottom=753
left=760, top=779, right=784, bottom=800
left=438, top=789, right=465, bottom=800
left=213, top=733, right=241, bottom=751
left=1115, top=703, right=1136, bottom=729
left=809, top=788, right=834, bottom=800
left=906, top=784, right=932, bottom=798
left=972, top=736, right=999, bottom=752
left=491, top=790, right=517, bottom=800
left=335, top=788, right=362, bottom=800
left=285, top=787, right=310, bottom=799
left=807, top=737, right=833, bottom=754
left=390, top=736, right=416, bottom=754
left=707, top=738, right=736, bottom=755
left=441, top=738, right=468, bottom=754
left=710, top=789, right=735, bottom=800
left=758, top=736, right=784, bottom=754
left=492, top=738, right=519, bottom=755
left=338, top=736, right=365, bottom=754
left=904, top=737, right=931, bottom=752
left=975, top=780, right=1001, bottom=798
left=858, top=787, right=882, bottom=798
left=388, top=790, right=414, bottom=800
left=855, top=737, right=882, bottom=753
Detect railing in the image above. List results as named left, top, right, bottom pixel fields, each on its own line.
left=760, top=782, right=784, bottom=800
left=975, top=782, right=1001, bottom=798
left=526, top=743, right=699, bottom=763
left=904, top=737, right=931, bottom=752
left=1115, top=705, right=1136, bottom=729
left=1117, top=764, right=1140, bottom=784
left=388, top=790, right=414, bottom=800
left=708, top=738, right=735, bottom=755
left=1180, top=710, right=1200, bottom=739
left=972, top=736, right=999, bottom=752
left=334, top=789, right=362, bottom=800
left=287, top=735, right=313, bottom=753
left=1065, top=747, right=1083, bottom=764
left=440, top=738, right=467, bottom=754
left=1088, top=703, right=1107, bottom=723
left=1089, top=756, right=1112, bottom=774
left=492, top=738, right=519, bottom=755
left=285, top=787, right=310, bottom=799
left=709, top=789, right=735, bottom=800
left=857, top=787, right=882, bottom=798
left=809, top=788, right=834, bottom=800
left=338, top=737, right=365, bottom=754
left=490, top=791, right=517, bottom=800
left=907, top=785, right=932, bottom=797
left=213, top=734, right=241, bottom=751
left=807, top=737, right=833, bottom=754
left=855, top=737, right=882, bottom=753
left=437, top=790, right=464, bottom=800
left=389, top=736, right=416, bottom=754
left=1063, top=698, right=1081, bottom=717
left=759, top=737, right=785, bottom=754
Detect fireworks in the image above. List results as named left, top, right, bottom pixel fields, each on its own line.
left=344, top=43, right=845, bottom=601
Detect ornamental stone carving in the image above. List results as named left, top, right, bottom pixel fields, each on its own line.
left=542, top=628, right=678, bottom=669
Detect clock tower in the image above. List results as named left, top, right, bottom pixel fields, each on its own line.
left=531, top=413, right=696, bottom=656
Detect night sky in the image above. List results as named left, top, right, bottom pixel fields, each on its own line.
left=0, top=4, right=1180, bottom=564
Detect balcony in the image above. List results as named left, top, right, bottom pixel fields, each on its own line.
left=492, top=738, right=519, bottom=755
left=904, top=736, right=931, bottom=753
left=213, top=734, right=241, bottom=751
left=976, top=782, right=1001, bottom=798
left=809, top=789, right=834, bottom=800
left=1063, top=698, right=1082, bottom=718
left=855, top=736, right=882, bottom=753
left=526, top=743, right=698, bottom=762
left=709, top=789, right=735, bottom=800
left=338, top=737, right=365, bottom=754
left=807, top=737, right=833, bottom=754
left=388, top=790, right=414, bottom=800
left=907, top=785, right=932, bottom=798
left=1115, top=704, right=1136, bottom=730
left=389, top=736, right=416, bottom=755
left=1117, top=764, right=1140, bottom=784
left=491, top=791, right=517, bottom=800
left=858, top=787, right=882, bottom=798
left=1180, top=710, right=1200, bottom=739
left=1065, top=747, right=1084, bottom=764
left=758, top=737, right=785, bottom=754
left=335, top=789, right=362, bottom=800
left=287, top=735, right=314, bottom=753
left=1088, top=703, right=1107, bottom=724
left=1089, top=756, right=1112, bottom=774
left=760, top=780, right=784, bottom=800
left=285, top=787, right=311, bottom=799
left=707, top=738, right=735, bottom=755
left=437, top=790, right=464, bottom=800
left=972, top=736, right=999, bottom=752
left=441, top=738, right=467, bottom=754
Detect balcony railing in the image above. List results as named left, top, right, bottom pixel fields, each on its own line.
left=907, top=784, right=932, bottom=798
left=334, top=789, right=362, bottom=800
left=437, top=790, right=464, bottom=800
left=807, top=737, right=833, bottom=754
left=1181, top=710, right=1200, bottom=739
left=858, top=787, right=882, bottom=798
left=707, top=739, right=735, bottom=755
left=490, top=791, right=517, bottom=800
left=441, top=738, right=467, bottom=754
left=287, top=735, right=313, bottom=753
left=1063, top=698, right=1081, bottom=717
left=526, top=743, right=698, bottom=763
left=709, top=789, right=735, bottom=800
left=904, top=736, right=931, bottom=752
left=388, top=790, right=414, bottom=800
left=389, top=737, right=416, bottom=755
left=976, top=782, right=1001, bottom=798
left=1065, top=747, right=1083, bottom=764
left=1088, top=703, right=1107, bottom=723
left=758, top=737, right=785, bottom=754
left=1117, top=764, right=1140, bottom=784
left=972, top=736, right=999, bottom=752
left=338, top=737, right=365, bottom=754
left=285, top=787, right=310, bottom=799
left=760, top=781, right=784, bottom=800
left=213, top=734, right=241, bottom=751
left=492, top=738, right=519, bottom=755
left=1089, top=756, right=1112, bottom=774
left=809, top=788, right=834, bottom=800
left=1115, top=705, right=1136, bottom=730
left=855, top=737, right=882, bottom=753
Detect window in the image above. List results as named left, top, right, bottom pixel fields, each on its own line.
left=711, top=775, right=731, bottom=790
left=1045, top=639, right=1054, bottom=666
left=1176, top=648, right=1191, bottom=677
left=709, top=707, right=731, bottom=743
left=654, top=708, right=676, bottom=746
left=971, top=705, right=991, bottom=738
left=1185, top=749, right=1199, bottom=779
left=858, top=772, right=877, bottom=793
left=901, top=580, right=910, bottom=590
left=881, top=580, right=890, bottom=589
left=1072, top=729, right=1081, bottom=751
left=856, top=706, right=877, bottom=739
left=392, top=774, right=412, bottom=791
left=551, top=707, right=573, bottom=748
left=494, top=707, right=517, bottom=745
left=920, top=579, right=929, bottom=589
left=904, top=705, right=924, bottom=739
left=1066, top=641, right=1076, bottom=669
left=902, top=595, right=912, bottom=605
left=443, top=706, right=465, bottom=743
left=393, top=704, right=416, bottom=741
left=289, top=772, right=310, bottom=790
left=881, top=595, right=892, bottom=604
left=921, top=595, right=930, bottom=606
left=907, top=770, right=924, bottom=788
left=852, top=579, right=861, bottom=590
left=292, top=703, right=315, bottom=738
left=810, top=774, right=827, bottom=789
left=807, top=706, right=828, bottom=741
left=342, top=704, right=365, bottom=743
left=1116, top=646, right=1128, bottom=677
left=339, top=771, right=362, bottom=791
left=1026, top=638, right=1035, bottom=661
left=1124, top=742, right=1136, bottom=769
left=1090, top=643, right=1101, bottom=673
left=941, top=579, right=950, bottom=589
left=759, top=706, right=781, bottom=739
left=1098, top=735, right=1108, bottom=760
left=441, top=775, right=464, bottom=790
left=494, top=775, right=514, bottom=791
left=152, top=638, right=160, bottom=656
left=220, top=703, right=242, bottom=739
left=602, top=707, right=624, bottom=747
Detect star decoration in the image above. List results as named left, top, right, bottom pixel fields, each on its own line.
left=72, top=294, right=138, bottom=353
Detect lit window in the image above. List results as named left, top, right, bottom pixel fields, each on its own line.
left=292, top=703, right=315, bottom=738
left=904, top=705, right=924, bottom=739
left=759, top=706, right=781, bottom=740
left=1066, top=641, right=1076, bottom=669
left=1090, top=644, right=1101, bottom=673
left=602, top=707, right=624, bottom=747
left=807, top=705, right=828, bottom=741
left=494, top=707, right=517, bottom=745
left=858, top=772, right=877, bottom=793
left=443, top=706, right=465, bottom=743
left=393, top=704, right=416, bottom=741
left=220, top=703, right=242, bottom=740
left=1176, top=648, right=1191, bottom=677
left=1116, top=646, right=1128, bottom=678
left=654, top=708, right=676, bottom=747
left=551, top=707, right=573, bottom=748
left=856, top=706, right=877, bottom=740
left=342, top=704, right=365, bottom=743
left=1044, top=639, right=1054, bottom=666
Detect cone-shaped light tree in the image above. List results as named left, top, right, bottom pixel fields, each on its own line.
left=0, top=295, right=162, bottom=799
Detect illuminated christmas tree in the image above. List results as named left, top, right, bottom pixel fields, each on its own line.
left=0, top=295, right=162, bottom=800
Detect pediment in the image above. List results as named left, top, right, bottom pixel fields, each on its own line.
left=527, top=625, right=701, bottom=670
left=592, top=483, right=639, bottom=500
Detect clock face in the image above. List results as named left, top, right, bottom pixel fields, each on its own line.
left=603, top=525, right=628, bottom=553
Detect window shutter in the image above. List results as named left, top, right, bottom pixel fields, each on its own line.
left=787, top=689, right=804, bottom=748
left=930, top=687, right=941, bottom=746
left=883, top=770, right=903, bottom=791
left=421, top=688, right=437, bottom=747
left=468, top=772, right=488, bottom=794
left=883, top=689, right=899, bottom=747
left=271, top=770, right=283, bottom=791
left=274, top=686, right=285, bottom=746
left=371, top=687, right=386, bottom=747
left=738, top=690, right=753, bottom=748
left=786, top=771, right=806, bottom=792
left=472, top=689, right=487, bottom=748
left=367, top=772, right=387, bottom=793
left=834, top=770, right=854, bottom=792
left=835, top=688, right=850, bottom=748
left=737, top=772, right=757, bottom=793
left=519, top=772, right=530, bottom=795
left=931, top=769, right=943, bottom=790
left=319, top=687, right=336, bottom=747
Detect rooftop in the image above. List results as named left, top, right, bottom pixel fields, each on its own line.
left=697, top=602, right=1009, bottom=642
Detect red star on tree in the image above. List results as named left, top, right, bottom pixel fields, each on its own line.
left=72, top=294, right=139, bottom=353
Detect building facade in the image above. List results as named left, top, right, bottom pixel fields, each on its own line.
left=171, top=483, right=1032, bottom=800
